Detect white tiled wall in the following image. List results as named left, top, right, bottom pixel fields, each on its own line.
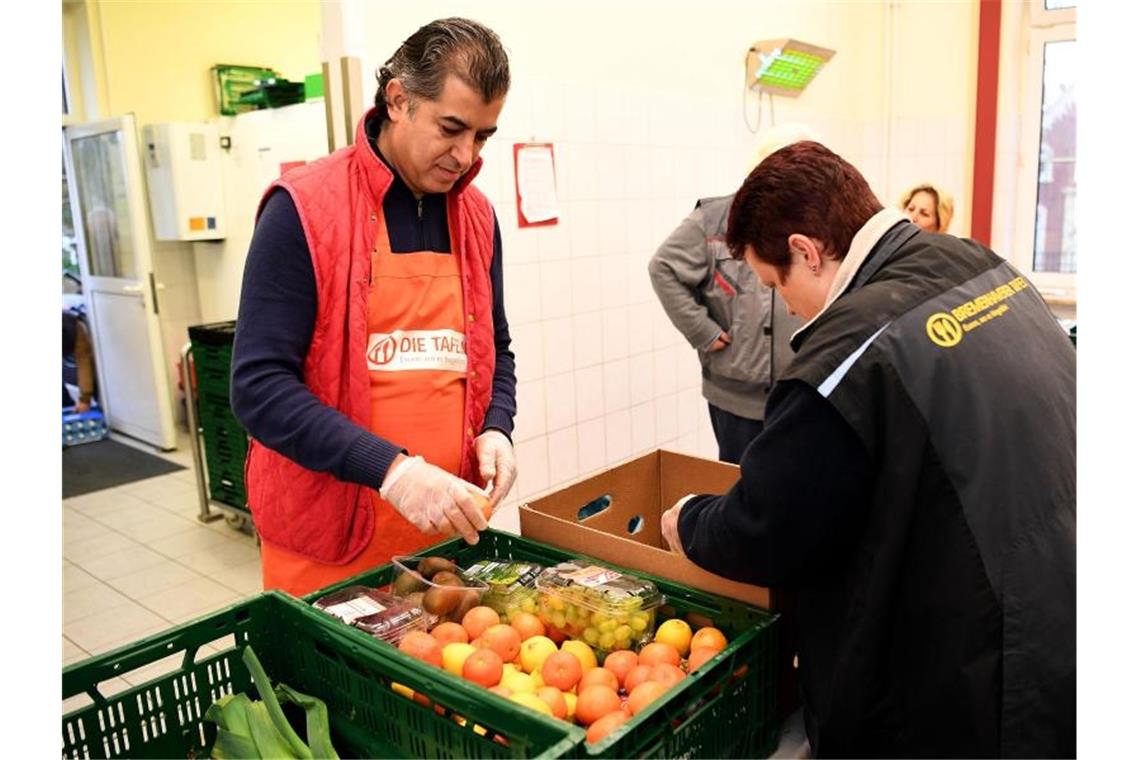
left=475, top=77, right=770, bottom=512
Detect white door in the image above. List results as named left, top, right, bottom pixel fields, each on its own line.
left=64, top=115, right=177, bottom=450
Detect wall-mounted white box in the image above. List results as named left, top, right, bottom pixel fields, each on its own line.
left=142, top=122, right=226, bottom=241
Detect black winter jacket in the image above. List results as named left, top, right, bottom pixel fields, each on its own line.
left=680, top=222, right=1076, bottom=757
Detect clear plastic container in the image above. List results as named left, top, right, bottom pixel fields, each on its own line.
left=390, top=555, right=489, bottom=626
left=462, top=560, right=545, bottom=622
left=534, top=559, right=665, bottom=654
left=312, top=585, right=426, bottom=643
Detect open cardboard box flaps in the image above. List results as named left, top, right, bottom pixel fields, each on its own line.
left=518, top=449, right=770, bottom=608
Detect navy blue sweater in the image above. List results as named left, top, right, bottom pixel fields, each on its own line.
left=231, top=151, right=516, bottom=490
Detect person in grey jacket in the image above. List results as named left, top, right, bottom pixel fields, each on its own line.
left=648, top=124, right=817, bottom=463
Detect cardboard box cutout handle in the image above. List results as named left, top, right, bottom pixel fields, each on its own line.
left=577, top=494, right=612, bottom=521
left=627, top=515, right=645, bottom=534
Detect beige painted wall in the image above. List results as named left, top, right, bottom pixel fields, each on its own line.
left=63, top=0, right=321, bottom=429
left=94, top=0, right=320, bottom=127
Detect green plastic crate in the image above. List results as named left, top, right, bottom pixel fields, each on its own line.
left=304, top=530, right=779, bottom=758
left=62, top=591, right=582, bottom=759
left=188, top=321, right=249, bottom=511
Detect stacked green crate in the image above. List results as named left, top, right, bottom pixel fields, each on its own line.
left=188, top=321, right=249, bottom=512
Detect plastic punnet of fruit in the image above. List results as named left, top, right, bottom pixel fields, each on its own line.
left=390, top=555, right=490, bottom=627
left=462, top=559, right=546, bottom=621
left=312, top=585, right=427, bottom=644
left=534, top=560, right=665, bottom=655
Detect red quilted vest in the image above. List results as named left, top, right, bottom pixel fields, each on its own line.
left=244, top=109, right=497, bottom=565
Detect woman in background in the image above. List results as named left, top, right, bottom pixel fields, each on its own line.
left=899, top=182, right=954, bottom=233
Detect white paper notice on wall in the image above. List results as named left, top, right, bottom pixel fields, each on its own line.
left=513, top=143, right=559, bottom=227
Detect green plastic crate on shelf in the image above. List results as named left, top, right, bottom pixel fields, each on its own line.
left=62, top=591, right=582, bottom=759
left=304, top=530, right=779, bottom=759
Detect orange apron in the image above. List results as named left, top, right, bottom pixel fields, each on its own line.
left=261, top=203, right=468, bottom=596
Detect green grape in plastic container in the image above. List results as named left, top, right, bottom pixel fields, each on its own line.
left=534, top=559, right=665, bottom=656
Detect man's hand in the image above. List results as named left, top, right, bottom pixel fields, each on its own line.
left=75, top=399, right=91, bottom=413
left=474, top=429, right=517, bottom=512
left=380, top=455, right=489, bottom=544
left=661, top=493, right=697, bottom=556
left=708, top=332, right=732, bottom=353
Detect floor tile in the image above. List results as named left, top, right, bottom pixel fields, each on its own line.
left=104, top=559, right=205, bottom=600
left=173, top=538, right=260, bottom=576
left=66, top=602, right=169, bottom=654
left=63, top=636, right=89, bottom=666
left=138, top=576, right=239, bottom=622
left=63, top=530, right=138, bottom=565
left=64, top=581, right=134, bottom=624
left=149, top=525, right=238, bottom=560
left=215, top=559, right=264, bottom=596
left=62, top=561, right=102, bottom=594
left=70, top=542, right=171, bottom=582
left=105, top=510, right=200, bottom=544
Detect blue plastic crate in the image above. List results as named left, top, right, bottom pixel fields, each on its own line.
left=62, top=407, right=109, bottom=447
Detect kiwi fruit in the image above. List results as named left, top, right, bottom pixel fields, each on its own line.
left=417, top=557, right=458, bottom=579
left=430, top=570, right=465, bottom=588
left=393, top=571, right=427, bottom=596
left=422, top=585, right=463, bottom=616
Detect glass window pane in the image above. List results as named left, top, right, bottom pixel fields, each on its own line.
left=1033, top=39, right=1076, bottom=273
left=1045, top=0, right=1076, bottom=10
left=70, top=130, right=136, bottom=279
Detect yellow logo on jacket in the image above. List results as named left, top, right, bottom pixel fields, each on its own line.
left=926, top=313, right=963, bottom=348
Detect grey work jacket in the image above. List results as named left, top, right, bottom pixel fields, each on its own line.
left=648, top=194, right=800, bottom=419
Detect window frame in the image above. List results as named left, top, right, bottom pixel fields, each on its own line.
left=1010, top=11, right=1076, bottom=302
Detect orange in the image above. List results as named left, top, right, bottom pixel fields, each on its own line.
left=481, top=624, right=523, bottom=664
left=430, top=621, right=469, bottom=647
left=579, top=666, right=620, bottom=692
left=541, top=651, right=583, bottom=692
left=686, top=646, right=719, bottom=673
left=653, top=618, right=693, bottom=658
left=519, top=635, right=558, bottom=674
left=462, top=648, right=504, bottom=688
left=649, top=663, right=685, bottom=688
left=398, top=631, right=443, bottom=668
left=637, top=642, right=681, bottom=668
left=575, top=685, right=623, bottom=726
left=510, top=611, right=546, bottom=641
left=603, top=650, right=638, bottom=686
left=546, top=626, right=568, bottom=645
left=690, top=627, right=728, bottom=654
left=536, top=686, right=568, bottom=719
left=627, top=680, right=669, bottom=714
left=586, top=710, right=629, bottom=744
left=623, top=664, right=653, bottom=693
left=463, top=606, right=502, bottom=641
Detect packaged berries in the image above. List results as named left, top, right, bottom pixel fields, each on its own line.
left=534, top=560, right=665, bottom=655
left=311, top=586, right=426, bottom=644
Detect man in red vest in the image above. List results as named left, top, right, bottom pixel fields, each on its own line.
left=231, top=18, right=518, bottom=595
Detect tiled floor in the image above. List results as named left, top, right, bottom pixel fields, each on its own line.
left=62, top=431, right=262, bottom=712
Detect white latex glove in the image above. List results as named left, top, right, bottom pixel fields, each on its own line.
left=380, top=455, right=489, bottom=544
left=661, top=493, right=697, bottom=556
left=473, top=429, right=517, bottom=512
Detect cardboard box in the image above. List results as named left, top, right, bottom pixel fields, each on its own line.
left=518, top=449, right=771, bottom=608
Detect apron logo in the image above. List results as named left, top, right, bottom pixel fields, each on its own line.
left=366, top=329, right=468, bottom=372
left=369, top=335, right=398, bottom=365
left=926, top=313, right=963, bottom=348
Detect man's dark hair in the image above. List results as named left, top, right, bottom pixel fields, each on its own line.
left=373, top=17, right=511, bottom=121
left=726, top=141, right=883, bottom=279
